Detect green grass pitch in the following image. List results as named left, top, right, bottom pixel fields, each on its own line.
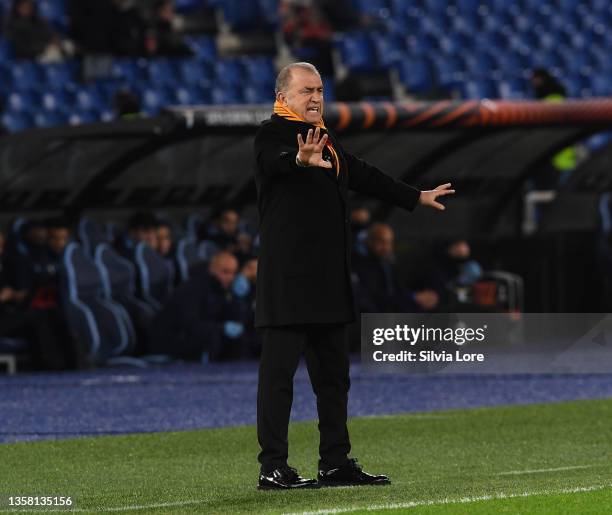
left=1, top=399, right=611, bottom=514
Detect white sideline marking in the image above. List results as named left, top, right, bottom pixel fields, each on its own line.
left=282, top=483, right=612, bottom=515
left=497, top=464, right=595, bottom=476
left=1, top=483, right=610, bottom=514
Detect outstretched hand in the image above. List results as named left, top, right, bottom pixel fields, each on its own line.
left=418, top=183, right=455, bottom=210
left=296, top=127, right=332, bottom=169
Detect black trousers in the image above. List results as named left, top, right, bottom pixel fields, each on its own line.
left=257, top=323, right=351, bottom=472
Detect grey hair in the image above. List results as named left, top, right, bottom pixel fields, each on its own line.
left=275, top=62, right=321, bottom=95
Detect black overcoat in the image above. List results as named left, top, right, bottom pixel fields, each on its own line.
left=253, top=113, right=420, bottom=328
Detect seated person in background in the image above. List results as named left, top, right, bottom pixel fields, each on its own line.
left=280, top=0, right=334, bottom=76
left=6, top=0, right=74, bottom=62
left=199, top=207, right=240, bottom=250
left=350, top=205, right=371, bottom=256
left=113, top=89, right=142, bottom=120
left=352, top=223, right=440, bottom=313
left=9, top=219, right=54, bottom=301
left=109, top=0, right=148, bottom=56
left=147, top=251, right=252, bottom=362
left=425, top=239, right=483, bottom=308
left=198, top=207, right=256, bottom=264
left=148, top=0, right=191, bottom=56
left=156, top=219, right=174, bottom=258
left=0, top=219, right=75, bottom=370
left=116, top=211, right=159, bottom=258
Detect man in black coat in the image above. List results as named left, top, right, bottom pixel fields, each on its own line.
left=254, top=62, right=454, bottom=490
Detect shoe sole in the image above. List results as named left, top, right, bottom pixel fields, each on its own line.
left=257, top=484, right=321, bottom=491
left=318, top=479, right=391, bottom=488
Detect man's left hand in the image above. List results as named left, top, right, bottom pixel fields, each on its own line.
left=418, top=183, right=455, bottom=210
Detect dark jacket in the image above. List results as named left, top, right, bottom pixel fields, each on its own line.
left=253, top=114, right=420, bottom=327
left=147, top=266, right=247, bottom=360
left=6, top=17, right=55, bottom=59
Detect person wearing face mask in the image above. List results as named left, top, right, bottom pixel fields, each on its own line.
left=146, top=251, right=249, bottom=361
left=253, top=62, right=455, bottom=490
left=424, top=239, right=483, bottom=310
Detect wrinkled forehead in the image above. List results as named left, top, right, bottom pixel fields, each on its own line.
left=288, top=69, right=323, bottom=91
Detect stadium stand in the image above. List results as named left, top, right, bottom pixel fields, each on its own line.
left=0, top=0, right=610, bottom=132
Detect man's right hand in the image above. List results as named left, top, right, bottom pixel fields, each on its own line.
left=296, top=127, right=333, bottom=169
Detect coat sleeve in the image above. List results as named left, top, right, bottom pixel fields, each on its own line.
left=254, top=123, right=308, bottom=178
left=343, top=148, right=421, bottom=211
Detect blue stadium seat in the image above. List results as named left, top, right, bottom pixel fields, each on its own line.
left=464, top=52, right=499, bottom=77
left=94, top=243, right=156, bottom=341
left=142, top=88, right=172, bottom=113
left=111, top=59, right=144, bottom=83
left=68, top=110, right=98, bottom=125
left=34, top=111, right=67, bottom=128
left=41, top=62, right=75, bottom=86
left=460, top=79, right=498, bottom=99
left=177, top=59, right=213, bottom=87
left=431, top=54, right=465, bottom=89
left=214, top=59, right=244, bottom=87
left=133, top=242, right=174, bottom=311
left=175, top=237, right=203, bottom=282
left=41, top=91, right=69, bottom=112
left=1, top=111, right=33, bottom=132
left=174, top=0, right=202, bottom=13
left=211, top=85, right=242, bottom=104
left=335, top=32, right=377, bottom=72
left=591, top=75, right=612, bottom=97
left=563, top=75, right=590, bottom=98
left=394, top=57, right=433, bottom=93
left=11, top=62, right=42, bottom=91
left=39, top=0, right=68, bottom=32
left=74, top=88, right=106, bottom=112
left=217, top=0, right=263, bottom=31
left=241, top=56, right=275, bottom=85
left=145, top=59, right=179, bottom=86
left=257, top=0, right=279, bottom=27
left=173, top=86, right=205, bottom=105
left=370, top=32, right=404, bottom=69
left=7, top=91, right=38, bottom=113
left=184, top=36, right=217, bottom=61
left=243, top=84, right=271, bottom=104
left=406, top=32, right=439, bottom=54
left=59, top=243, right=136, bottom=365
left=497, top=77, right=530, bottom=99
left=0, top=39, right=14, bottom=61
left=78, top=218, right=109, bottom=257
left=352, top=0, right=389, bottom=17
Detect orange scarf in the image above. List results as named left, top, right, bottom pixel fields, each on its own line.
left=273, top=100, right=340, bottom=176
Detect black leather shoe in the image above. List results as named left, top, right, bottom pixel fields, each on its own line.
left=318, top=458, right=391, bottom=487
left=258, top=465, right=320, bottom=490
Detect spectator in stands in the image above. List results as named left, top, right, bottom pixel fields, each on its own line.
left=352, top=223, right=440, bottom=313
left=530, top=69, right=577, bottom=188
left=113, top=89, right=142, bottom=119
left=0, top=220, right=75, bottom=370
left=156, top=219, right=174, bottom=258
left=47, top=217, right=71, bottom=259
left=68, top=0, right=114, bottom=54
left=280, top=1, right=334, bottom=76
left=315, top=0, right=363, bottom=31
left=110, top=0, right=148, bottom=56
left=199, top=207, right=240, bottom=252
left=149, top=0, right=191, bottom=56
left=423, top=239, right=483, bottom=309
left=6, top=0, right=74, bottom=62
left=349, top=205, right=371, bottom=255
left=147, top=251, right=252, bottom=361
left=117, top=211, right=159, bottom=257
